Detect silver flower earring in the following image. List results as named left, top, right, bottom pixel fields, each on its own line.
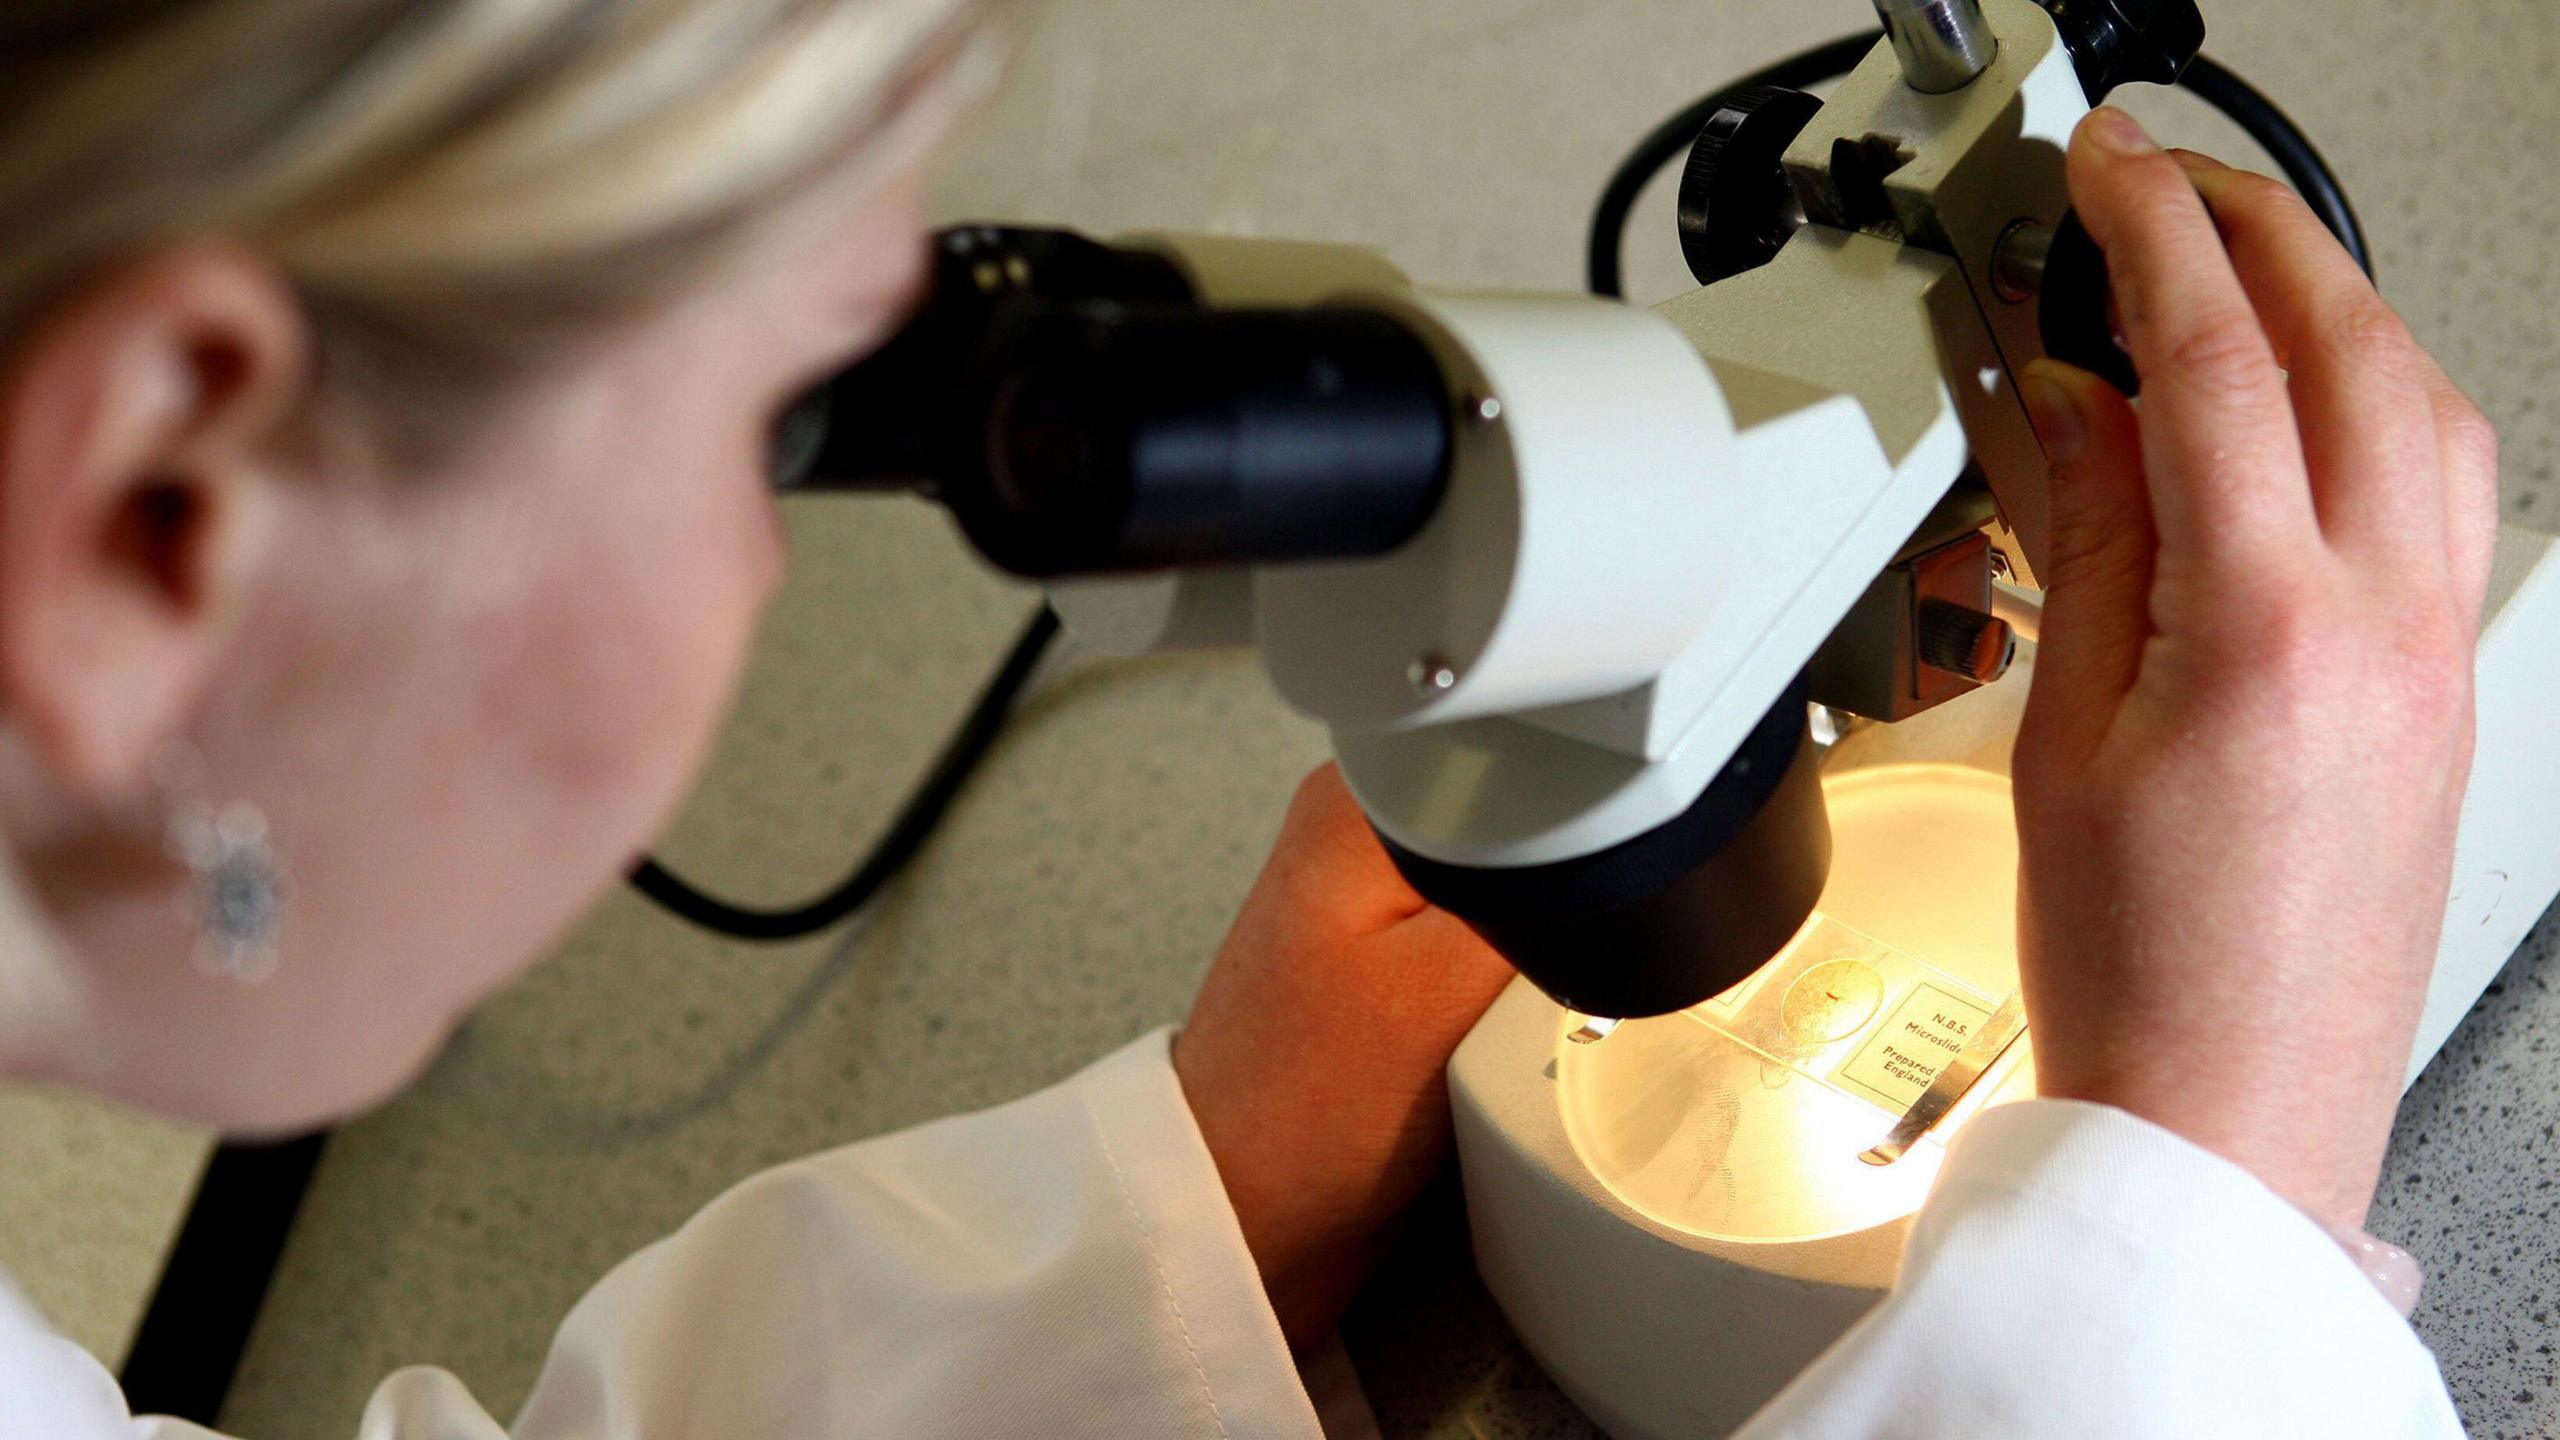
left=155, top=749, right=287, bottom=983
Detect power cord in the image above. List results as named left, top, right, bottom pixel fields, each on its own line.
left=629, top=606, right=1060, bottom=940
left=1587, top=33, right=2371, bottom=300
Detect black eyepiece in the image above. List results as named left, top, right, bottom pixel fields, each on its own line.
left=782, top=225, right=1454, bottom=579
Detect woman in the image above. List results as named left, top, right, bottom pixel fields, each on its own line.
left=0, top=1, right=2498, bottom=1436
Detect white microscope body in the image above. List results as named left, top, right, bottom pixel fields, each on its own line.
left=1028, top=2, right=2560, bottom=1432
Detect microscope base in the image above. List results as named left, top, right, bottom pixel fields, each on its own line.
left=1450, top=527, right=2560, bottom=1439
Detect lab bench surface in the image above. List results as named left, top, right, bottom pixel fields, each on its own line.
left=5, top=2, right=2559, bottom=1437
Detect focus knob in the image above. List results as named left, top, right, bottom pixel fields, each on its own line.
left=1677, top=85, right=1827, bottom=286
left=2032, top=0, right=2205, bottom=102
left=2038, top=209, right=2140, bottom=397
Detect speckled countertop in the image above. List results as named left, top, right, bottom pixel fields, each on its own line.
left=6, top=2, right=2558, bottom=1437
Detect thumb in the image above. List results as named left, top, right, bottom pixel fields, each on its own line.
left=2018, top=359, right=2156, bottom=735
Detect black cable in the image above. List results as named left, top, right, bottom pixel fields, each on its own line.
left=119, top=1133, right=331, bottom=1423
left=1588, top=36, right=2372, bottom=299
left=1587, top=31, right=1881, bottom=299
left=628, top=605, right=1062, bottom=940
left=2179, top=53, right=2371, bottom=277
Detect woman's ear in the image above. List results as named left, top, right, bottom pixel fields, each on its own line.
left=0, top=248, right=311, bottom=801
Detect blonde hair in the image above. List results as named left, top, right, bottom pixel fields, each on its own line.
left=0, top=0, right=1000, bottom=442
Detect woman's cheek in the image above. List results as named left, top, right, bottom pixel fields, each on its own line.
left=592, top=474, right=778, bottom=817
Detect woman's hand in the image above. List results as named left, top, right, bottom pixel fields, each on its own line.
left=2012, top=108, right=2500, bottom=1232
left=1174, top=765, right=1516, bottom=1351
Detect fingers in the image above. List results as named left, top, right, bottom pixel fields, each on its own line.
left=2018, top=359, right=2155, bottom=747
left=2066, top=109, right=2318, bottom=581
left=2169, top=152, right=2448, bottom=575
left=2164, top=149, right=2500, bottom=633
left=2416, top=354, right=2504, bottom=631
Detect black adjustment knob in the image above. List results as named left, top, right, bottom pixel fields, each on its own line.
left=2032, top=0, right=2205, bottom=102
left=1677, top=85, right=1827, bottom=286
left=2038, top=209, right=2140, bottom=397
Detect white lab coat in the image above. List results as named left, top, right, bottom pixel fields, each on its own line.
left=0, top=1028, right=2466, bottom=1439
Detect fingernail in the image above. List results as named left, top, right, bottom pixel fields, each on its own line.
left=2325, top=1224, right=2425, bottom=1319
left=2020, top=364, right=2086, bottom=465
left=2086, top=107, right=2159, bottom=156
left=2169, top=147, right=2229, bottom=172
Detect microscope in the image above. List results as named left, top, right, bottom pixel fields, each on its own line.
left=786, top=0, right=2560, bottom=1431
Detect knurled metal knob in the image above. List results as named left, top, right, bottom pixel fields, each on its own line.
left=1918, top=600, right=2017, bottom=685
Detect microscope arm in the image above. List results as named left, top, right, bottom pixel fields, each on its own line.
left=1044, top=4, right=2096, bottom=1013
left=1042, top=227, right=1987, bottom=1014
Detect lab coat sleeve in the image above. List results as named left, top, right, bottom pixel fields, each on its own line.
left=1734, top=1097, right=2465, bottom=1439
left=102, top=1027, right=1344, bottom=1440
